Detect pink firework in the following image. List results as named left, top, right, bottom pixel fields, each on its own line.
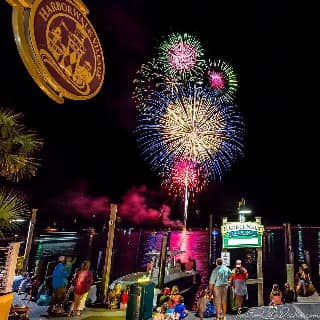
left=209, top=71, right=225, bottom=90
left=163, top=159, right=205, bottom=198
left=169, top=42, right=197, bottom=71
left=159, top=33, right=205, bottom=80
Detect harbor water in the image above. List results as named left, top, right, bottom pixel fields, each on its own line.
left=29, top=227, right=320, bottom=306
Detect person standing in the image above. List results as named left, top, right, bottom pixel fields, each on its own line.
left=231, top=259, right=248, bottom=314
left=48, top=256, right=69, bottom=315
left=209, top=258, right=232, bottom=320
left=197, top=289, right=209, bottom=320
left=68, top=260, right=93, bottom=316
left=65, top=256, right=77, bottom=276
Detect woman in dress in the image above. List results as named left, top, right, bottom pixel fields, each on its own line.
left=68, top=260, right=93, bottom=316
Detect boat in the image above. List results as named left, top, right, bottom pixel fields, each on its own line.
left=109, top=249, right=201, bottom=308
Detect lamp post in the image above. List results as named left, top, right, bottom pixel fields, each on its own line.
left=238, top=198, right=252, bottom=222
left=238, top=209, right=252, bottom=222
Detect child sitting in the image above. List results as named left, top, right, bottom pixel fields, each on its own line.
left=269, top=283, right=282, bottom=306
left=282, top=283, right=295, bottom=303
left=173, top=296, right=188, bottom=320
left=154, top=302, right=171, bottom=320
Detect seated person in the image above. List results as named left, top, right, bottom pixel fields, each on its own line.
left=282, top=283, right=295, bottom=303
left=175, top=260, right=182, bottom=272
left=303, top=267, right=316, bottom=295
left=159, top=287, right=171, bottom=306
left=295, top=265, right=312, bottom=296
left=120, top=288, right=129, bottom=309
left=146, top=260, right=154, bottom=275
left=168, top=286, right=181, bottom=309
left=269, top=284, right=282, bottom=306
left=185, top=257, right=194, bottom=273
left=154, top=302, right=171, bottom=320
left=173, top=296, right=188, bottom=320
left=106, top=289, right=118, bottom=309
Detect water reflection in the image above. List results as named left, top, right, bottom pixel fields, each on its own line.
left=30, top=226, right=320, bottom=306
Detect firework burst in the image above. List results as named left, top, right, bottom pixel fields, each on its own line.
left=132, top=59, right=180, bottom=111
left=161, top=159, right=206, bottom=198
left=158, top=33, right=205, bottom=81
left=205, top=59, right=238, bottom=103
left=136, top=83, right=244, bottom=183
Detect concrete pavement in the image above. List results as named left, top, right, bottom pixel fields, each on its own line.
left=13, top=293, right=320, bottom=320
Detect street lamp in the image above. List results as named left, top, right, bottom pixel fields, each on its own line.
left=238, top=198, right=252, bottom=222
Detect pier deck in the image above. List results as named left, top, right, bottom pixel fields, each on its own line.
left=12, top=293, right=320, bottom=320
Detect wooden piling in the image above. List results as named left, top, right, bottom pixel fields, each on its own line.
left=101, top=203, right=117, bottom=303
left=23, top=208, right=37, bottom=272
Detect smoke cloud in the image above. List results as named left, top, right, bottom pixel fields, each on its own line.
left=52, top=180, right=110, bottom=217
left=118, top=185, right=183, bottom=228
left=52, top=182, right=183, bottom=228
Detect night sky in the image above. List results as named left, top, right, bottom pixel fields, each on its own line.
left=0, top=1, right=312, bottom=228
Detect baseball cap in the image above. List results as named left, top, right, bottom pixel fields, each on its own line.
left=235, top=259, right=242, bottom=267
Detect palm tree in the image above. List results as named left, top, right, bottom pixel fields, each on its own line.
left=0, top=188, right=29, bottom=238
left=0, top=107, right=43, bottom=182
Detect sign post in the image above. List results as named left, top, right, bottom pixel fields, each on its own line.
left=221, top=216, right=265, bottom=306
left=221, top=251, right=230, bottom=266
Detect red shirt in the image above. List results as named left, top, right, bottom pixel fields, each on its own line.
left=232, top=267, right=248, bottom=280
left=121, top=291, right=129, bottom=304
left=74, top=270, right=93, bottom=295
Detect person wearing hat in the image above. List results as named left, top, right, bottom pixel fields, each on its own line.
left=231, top=260, right=248, bottom=314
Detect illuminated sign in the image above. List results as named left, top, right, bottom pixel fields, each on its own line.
left=221, top=222, right=264, bottom=249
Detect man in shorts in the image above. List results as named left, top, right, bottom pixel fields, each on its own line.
left=48, top=256, right=69, bottom=315
left=209, top=257, right=232, bottom=320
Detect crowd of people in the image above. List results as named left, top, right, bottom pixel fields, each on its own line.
left=105, top=283, right=129, bottom=310
left=14, top=256, right=96, bottom=317
left=45, top=256, right=95, bottom=316
left=207, top=257, right=315, bottom=319
left=11, top=253, right=317, bottom=319
left=153, top=285, right=188, bottom=320
left=268, top=264, right=316, bottom=307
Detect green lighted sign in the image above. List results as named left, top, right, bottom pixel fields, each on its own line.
left=221, top=222, right=264, bottom=249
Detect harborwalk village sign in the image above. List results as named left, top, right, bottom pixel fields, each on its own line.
left=7, top=0, right=105, bottom=103
left=221, top=221, right=264, bottom=249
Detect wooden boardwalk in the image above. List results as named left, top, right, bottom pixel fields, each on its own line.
left=13, top=292, right=320, bottom=320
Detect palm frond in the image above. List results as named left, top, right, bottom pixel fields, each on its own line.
left=0, top=188, right=30, bottom=238
left=0, top=107, right=43, bottom=181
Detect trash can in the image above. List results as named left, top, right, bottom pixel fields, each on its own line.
left=0, top=292, right=13, bottom=320
left=126, top=281, right=154, bottom=320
